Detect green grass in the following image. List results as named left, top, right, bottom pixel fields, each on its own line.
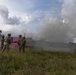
left=0, top=48, right=76, bottom=75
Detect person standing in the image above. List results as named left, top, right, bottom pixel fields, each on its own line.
left=22, top=37, right=26, bottom=53
left=18, top=35, right=23, bottom=52
left=2, top=33, right=11, bottom=52
left=1, top=35, right=5, bottom=50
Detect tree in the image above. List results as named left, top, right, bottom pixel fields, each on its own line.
left=0, top=30, right=2, bottom=34
left=0, top=30, right=2, bottom=40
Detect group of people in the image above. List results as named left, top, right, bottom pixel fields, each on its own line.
left=0, top=33, right=26, bottom=53
left=18, top=35, right=26, bottom=52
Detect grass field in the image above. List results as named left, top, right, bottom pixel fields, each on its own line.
left=0, top=48, right=76, bottom=75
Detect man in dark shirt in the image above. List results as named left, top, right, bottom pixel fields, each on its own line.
left=22, top=37, right=26, bottom=53
left=1, top=35, right=5, bottom=50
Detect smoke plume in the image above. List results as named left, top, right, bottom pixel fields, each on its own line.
left=38, top=0, right=76, bottom=42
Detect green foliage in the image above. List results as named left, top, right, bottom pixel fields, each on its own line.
left=0, top=48, right=76, bottom=75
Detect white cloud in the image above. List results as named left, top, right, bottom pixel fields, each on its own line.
left=0, top=5, right=29, bottom=36
left=0, top=25, right=12, bottom=31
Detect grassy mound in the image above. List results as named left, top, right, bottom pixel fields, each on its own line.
left=0, top=48, right=76, bottom=75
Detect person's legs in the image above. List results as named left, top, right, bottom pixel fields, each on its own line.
left=1, top=44, right=3, bottom=50
left=2, top=45, right=6, bottom=52
left=22, top=46, right=25, bottom=53
left=19, top=46, right=21, bottom=52
left=6, top=44, right=10, bottom=52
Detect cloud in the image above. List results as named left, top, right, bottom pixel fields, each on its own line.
left=0, top=5, right=31, bottom=36
left=0, top=6, right=21, bottom=25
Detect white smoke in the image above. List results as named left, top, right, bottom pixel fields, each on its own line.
left=38, top=0, right=76, bottom=42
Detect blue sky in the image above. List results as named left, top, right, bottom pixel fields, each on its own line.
left=9, top=0, right=62, bottom=12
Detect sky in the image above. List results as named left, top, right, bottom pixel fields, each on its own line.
left=0, top=0, right=76, bottom=42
